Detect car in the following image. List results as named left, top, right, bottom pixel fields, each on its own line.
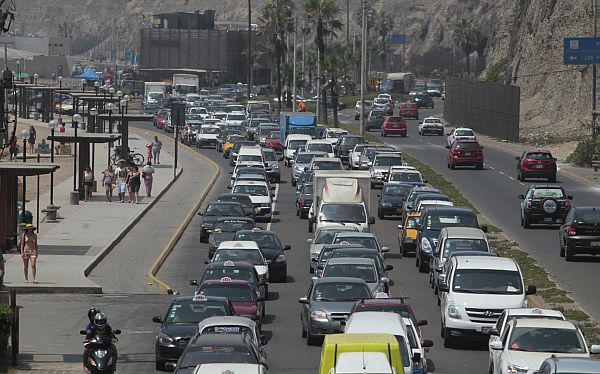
left=350, top=298, right=425, bottom=336
left=153, top=294, right=236, bottom=371
left=329, top=247, right=393, bottom=285
left=373, top=97, right=394, bottom=115
left=193, top=363, right=268, bottom=374
left=386, top=170, right=425, bottom=186
left=299, top=277, right=373, bottom=345
left=377, top=183, right=414, bottom=219
left=207, top=217, right=255, bottom=258
left=264, top=131, right=283, bottom=153
left=402, top=186, right=441, bottom=222
left=296, top=182, right=314, bottom=219
left=447, top=139, right=484, bottom=170
left=261, top=148, right=281, bottom=183
left=399, top=102, right=418, bottom=119
left=516, top=149, right=557, bottom=182
left=332, top=232, right=390, bottom=254
left=226, top=112, right=247, bottom=126
left=257, top=124, right=279, bottom=146
left=336, top=135, right=366, bottom=163
left=217, top=193, right=256, bottom=218
left=536, top=356, right=600, bottom=374
left=426, top=83, right=443, bottom=97
left=291, top=151, right=327, bottom=186
left=416, top=207, right=480, bottom=273
left=321, top=257, right=389, bottom=294
left=219, top=133, right=244, bottom=154
left=398, top=212, right=422, bottom=257
left=559, top=206, right=600, bottom=261
left=519, top=185, right=572, bottom=229
left=354, top=100, right=373, bottom=120
left=349, top=144, right=374, bottom=170
left=283, top=134, right=312, bottom=166
left=229, top=165, right=268, bottom=190
left=489, top=319, right=599, bottom=374
left=381, top=116, right=407, bottom=137
left=235, top=145, right=264, bottom=167
left=191, top=261, right=266, bottom=304
left=233, top=228, right=291, bottom=283
left=229, top=140, right=256, bottom=163
left=232, top=180, right=273, bottom=221
left=446, top=127, right=476, bottom=147
left=309, top=157, right=344, bottom=171
left=411, top=193, right=451, bottom=215
left=323, top=128, right=350, bottom=146
left=403, top=317, right=435, bottom=374
left=411, top=93, right=434, bottom=109
left=366, top=109, right=387, bottom=131
left=209, top=241, right=270, bottom=290
left=418, top=117, right=444, bottom=136
left=358, top=146, right=397, bottom=170
left=415, top=199, right=454, bottom=213
left=295, top=170, right=314, bottom=196
left=370, top=152, right=405, bottom=188
left=198, top=202, right=248, bottom=243
left=307, top=226, right=360, bottom=273
left=195, top=316, right=267, bottom=348
left=305, top=139, right=335, bottom=158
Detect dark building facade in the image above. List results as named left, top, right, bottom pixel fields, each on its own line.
left=152, top=10, right=216, bottom=30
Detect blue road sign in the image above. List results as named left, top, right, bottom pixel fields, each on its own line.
left=564, top=37, right=600, bottom=65
left=390, top=34, right=406, bottom=44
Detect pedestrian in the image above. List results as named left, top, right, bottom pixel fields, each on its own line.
left=8, top=131, right=17, bottom=161
left=152, top=135, right=162, bottom=164
left=114, top=161, right=128, bottom=203
left=101, top=165, right=115, bottom=202
left=83, top=166, right=94, bottom=202
left=59, top=123, right=65, bottom=133
left=127, top=165, right=141, bottom=204
left=20, top=224, right=38, bottom=283
left=141, top=161, right=155, bottom=197
left=146, top=142, right=153, bottom=163
left=28, top=126, right=36, bottom=154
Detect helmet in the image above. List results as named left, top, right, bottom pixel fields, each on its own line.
left=88, top=308, right=99, bottom=323
left=93, top=312, right=107, bottom=330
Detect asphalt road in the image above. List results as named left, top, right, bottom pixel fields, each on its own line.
left=339, top=99, right=600, bottom=322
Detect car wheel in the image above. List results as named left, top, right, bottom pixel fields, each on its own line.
left=523, top=214, right=532, bottom=229
left=378, top=209, right=385, bottom=219
left=440, top=322, right=445, bottom=338
left=443, top=328, right=455, bottom=348
left=437, top=294, right=441, bottom=306
left=560, top=242, right=565, bottom=257
left=308, top=222, right=313, bottom=233
left=291, top=179, right=296, bottom=187
left=402, top=133, right=407, bottom=138
left=200, top=233, right=207, bottom=243
left=415, top=253, right=420, bottom=268
left=301, top=317, right=307, bottom=338
left=381, top=132, right=386, bottom=137
left=296, top=208, right=300, bottom=216
left=449, top=163, right=455, bottom=170
left=565, top=245, right=574, bottom=261
left=399, top=244, right=404, bottom=258
left=549, top=174, right=556, bottom=183
left=476, top=163, right=484, bottom=170
left=418, top=255, right=428, bottom=273
left=306, top=328, right=320, bottom=346
left=155, top=359, right=165, bottom=371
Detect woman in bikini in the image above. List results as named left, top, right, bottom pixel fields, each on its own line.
left=21, top=224, right=39, bottom=283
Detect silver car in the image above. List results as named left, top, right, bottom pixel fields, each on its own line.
left=320, top=257, right=389, bottom=294
left=291, top=151, right=327, bottom=186
left=307, top=226, right=359, bottom=273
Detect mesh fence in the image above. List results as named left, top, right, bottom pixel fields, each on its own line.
left=444, top=78, right=520, bottom=141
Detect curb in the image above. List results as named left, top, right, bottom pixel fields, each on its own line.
left=5, top=285, right=103, bottom=294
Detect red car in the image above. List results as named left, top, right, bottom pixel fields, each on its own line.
left=399, top=102, right=418, bottom=119
left=265, top=131, right=283, bottom=152
left=516, top=149, right=557, bottom=182
left=381, top=116, right=407, bottom=137
left=447, top=139, right=484, bottom=169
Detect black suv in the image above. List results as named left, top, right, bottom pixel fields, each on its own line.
left=559, top=206, right=600, bottom=261
left=412, top=93, right=434, bottom=109
left=518, top=185, right=572, bottom=229
left=336, top=135, right=366, bottom=163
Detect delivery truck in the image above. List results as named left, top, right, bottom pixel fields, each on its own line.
left=144, top=82, right=167, bottom=104
left=172, top=74, right=200, bottom=97
left=279, top=112, right=317, bottom=142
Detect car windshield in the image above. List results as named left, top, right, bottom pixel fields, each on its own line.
left=456, top=142, right=480, bottom=149
left=314, top=229, right=354, bottom=244
left=288, top=140, right=308, bottom=150
left=374, top=156, right=403, bottom=166
left=199, top=283, right=254, bottom=302
left=333, top=236, right=377, bottom=250
left=213, top=219, right=254, bottom=232
left=405, top=216, right=419, bottom=229
left=323, top=264, right=377, bottom=283
left=249, top=103, right=270, bottom=112
left=327, top=131, right=346, bottom=138
left=237, top=168, right=265, bottom=177
left=260, top=127, right=278, bottom=136
left=320, top=204, right=367, bottom=223
left=331, top=251, right=384, bottom=272
left=302, top=185, right=314, bottom=195
left=235, top=232, right=280, bottom=249
left=455, top=129, right=474, bottom=137
left=263, top=151, right=277, bottom=162
left=532, top=188, right=565, bottom=198
left=165, top=299, right=228, bottom=324
left=371, top=111, right=386, bottom=117
left=205, top=204, right=243, bottom=216
left=233, top=185, right=268, bottom=196
left=295, top=153, right=317, bottom=164
left=148, top=92, right=164, bottom=99
left=374, top=98, right=388, bottom=104
left=401, top=103, right=417, bottom=109
left=383, top=185, right=413, bottom=197
left=390, top=172, right=422, bottom=183
left=452, top=269, right=523, bottom=294
left=213, top=113, right=227, bottom=120
left=356, top=305, right=413, bottom=320
left=312, top=161, right=342, bottom=170
left=424, top=118, right=442, bottom=123
left=526, top=152, right=553, bottom=160
left=202, top=267, right=254, bottom=283
left=426, top=214, right=478, bottom=230
left=213, top=249, right=263, bottom=265
left=232, top=143, right=254, bottom=153
left=307, top=143, right=333, bottom=153
left=442, top=239, right=489, bottom=257
left=179, top=346, right=256, bottom=367
left=341, top=137, right=364, bottom=147
left=312, top=282, right=371, bottom=301
left=386, top=117, right=404, bottom=123
left=238, top=155, right=263, bottom=163
left=269, top=132, right=280, bottom=139
left=509, top=327, right=586, bottom=353
left=201, top=127, right=220, bottom=134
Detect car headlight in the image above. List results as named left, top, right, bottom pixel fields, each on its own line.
left=421, top=238, right=433, bottom=253
left=382, top=203, right=392, bottom=208
left=507, top=364, right=529, bottom=374
left=310, top=310, right=328, bottom=322
left=447, top=303, right=462, bottom=320
left=158, top=332, right=174, bottom=346
left=373, top=170, right=383, bottom=176
left=276, top=254, right=286, bottom=262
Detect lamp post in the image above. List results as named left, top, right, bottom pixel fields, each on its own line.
left=119, top=99, right=126, bottom=157
left=109, top=86, right=115, bottom=105
left=123, top=94, right=130, bottom=114
left=116, top=91, right=123, bottom=114
left=33, top=73, right=38, bottom=85
left=90, top=108, right=98, bottom=175
left=57, top=76, right=63, bottom=124
left=72, top=114, right=82, bottom=192
left=94, top=81, right=99, bottom=95
left=106, top=103, right=114, bottom=165
left=48, top=119, right=58, bottom=207
left=21, top=129, right=29, bottom=214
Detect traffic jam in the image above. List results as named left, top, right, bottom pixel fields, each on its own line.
left=144, top=83, right=600, bottom=374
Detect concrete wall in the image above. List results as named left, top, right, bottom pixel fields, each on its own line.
left=0, top=36, right=49, bottom=55
left=49, top=37, right=72, bottom=56
left=4, top=56, right=74, bottom=79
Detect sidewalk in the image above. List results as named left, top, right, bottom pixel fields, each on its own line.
left=3, top=122, right=181, bottom=293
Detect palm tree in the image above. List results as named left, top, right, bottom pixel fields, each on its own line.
left=374, top=12, right=395, bottom=72
left=453, top=17, right=483, bottom=76
left=259, top=0, right=295, bottom=114
left=304, top=0, right=343, bottom=124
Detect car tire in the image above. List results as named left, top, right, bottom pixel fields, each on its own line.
left=402, top=133, right=407, bottom=138
left=443, top=328, right=455, bottom=348
left=200, top=233, right=207, bottom=243
left=382, top=132, right=386, bottom=137
left=306, top=330, right=320, bottom=346
left=308, top=222, right=313, bottom=233
left=378, top=209, right=385, bottom=219
left=296, top=208, right=300, bottom=216
left=560, top=242, right=565, bottom=257
left=476, top=163, right=484, bottom=170
left=565, top=245, right=574, bottom=261
left=156, top=360, right=165, bottom=371
left=523, top=214, right=532, bottom=229
left=301, top=318, right=307, bottom=338
left=415, top=253, right=420, bottom=268
left=440, top=322, right=445, bottom=338
left=449, top=163, right=455, bottom=170
left=418, top=255, right=428, bottom=273
left=291, top=179, right=296, bottom=187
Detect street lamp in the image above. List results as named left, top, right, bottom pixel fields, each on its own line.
left=33, top=73, right=38, bottom=85
left=57, top=76, right=63, bottom=123
left=72, top=113, right=82, bottom=192
left=106, top=103, right=115, bottom=164
left=123, top=94, right=130, bottom=114
left=20, top=129, right=30, bottom=213
left=90, top=108, right=98, bottom=174
left=94, top=81, right=99, bottom=95
left=48, top=119, right=58, bottom=206
left=116, top=90, right=123, bottom=114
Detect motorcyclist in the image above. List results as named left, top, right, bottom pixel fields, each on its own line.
left=83, top=312, right=118, bottom=372
left=84, top=307, right=111, bottom=334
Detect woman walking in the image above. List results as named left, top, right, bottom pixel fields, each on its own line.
left=83, top=166, right=94, bottom=202
left=28, top=126, right=36, bottom=154
left=127, top=165, right=141, bottom=204
left=8, top=131, right=17, bottom=161
left=101, top=165, right=115, bottom=202
left=21, top=224, right=39, bottom=283
left=141, top=161, right=155, bottom=197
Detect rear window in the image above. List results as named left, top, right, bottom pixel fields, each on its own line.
left=456, top=142, right=481, bottom=149
left=425, top=213, right=478, bottom=230
left=532, top=188, right=565, bottom=198
left=371, top=110, right=386, bottom=116
left=386, top=117, right=404, bottom=123
left=401, top=103, right=417, bottom=109
left=526, top=152, right=553, bottom=160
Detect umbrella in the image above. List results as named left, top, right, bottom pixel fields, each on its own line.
left=16, top=72, right=30, bottom=79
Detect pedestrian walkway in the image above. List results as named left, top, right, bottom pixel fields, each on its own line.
left=3, top=123, right=180, bottom=293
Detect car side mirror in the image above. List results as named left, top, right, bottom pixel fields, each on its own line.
left=417, top=319, right=428, bottom=327
left=385, top=265, right=393, bottom=271
left=260, top=334, right=268, bottom=345
left=80, top=330, right=87, bottom=335
left=489, top=341, right=503, bottom=350
left=164, top=362, right=177, bottom=371
left=480, top=146, right=484, bottom=149
left=318, top=264, right=325, bottom=270
left=377, top=194, right=381, bottom=197
left=198, top=212, right=203, bottom=216
left=369, top=217, right=376, bottom=225
left=257, top=296, right=266, bottom=302
left=204, top=260, right=210, bottom=264
left=517, top=194, right=525, bottom=200
left=423, top=179, right=428, bottom=184
left=515, top=156, right=520, bottom=161
left=445, top=145, right=451, bottom=149
left=381, top=246, right=390, bottom=253
left=446, top=133, right=450, bottom=136
left=307, top=239, right=314, bottom=244
left=284, top=245, right=291, bottom=251
left=590, top=344, right=600, bottom=354
left=488, top=327, right=499, bottom=336
left=298, top=297, right=309, bottom=304
left=526, top=284, right=537, bottom=295
left=568, top=195, right=573, bottom=200
left=412, top=352, right=421, bottom=363
left=113, top=329, right=121, bottom=335
left=439, top=283, right=449, bottom=293
left=189, top=280, right=198, bottom=286
left=480, top=224, right=488, bottom=233
left=407, top=205, right=413, bottom=211
left=380, top=277, right=390, bottom=284
left=553, top=157, right=558, bottom=161
left=422, top=339, right=434, bottom=348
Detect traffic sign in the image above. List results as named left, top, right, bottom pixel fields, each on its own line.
left=390, top=34, right=406, bottom=44
left=564, top=37, right=600, bottom=65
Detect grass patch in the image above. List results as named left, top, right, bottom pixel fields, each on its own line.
left=538, top=288, right=574, bottom=304
left=556, top=307, right=590, bottom=322
left=579, top=323, right=600, bottom=344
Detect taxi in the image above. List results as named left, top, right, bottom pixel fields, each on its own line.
left=195, top=315, right=267, bottom=347
left=223, top=134, right=247, bottom=158
left=398, top=212, right=422, bottom=257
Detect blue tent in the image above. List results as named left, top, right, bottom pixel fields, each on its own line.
left=73, top=68, right=100, bottom=81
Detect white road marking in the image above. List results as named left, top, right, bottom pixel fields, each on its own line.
left=489, top=166, right=495, bottom=170
left=266, top=183, right=280, bottom=231
left=498, top=171, right=505, bottom=175
left=508, top=176, right=515, bottom=180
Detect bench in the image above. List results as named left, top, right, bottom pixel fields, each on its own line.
left=41, top=205, right=61, bottom=222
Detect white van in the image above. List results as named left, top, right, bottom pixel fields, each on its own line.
left=332, top=352, right=397, bottom=374
left=284, top=134, right=312, bottom=166
left=237, top=146, right=264, bottom=166
left=439, top=256, right=536, bottom=348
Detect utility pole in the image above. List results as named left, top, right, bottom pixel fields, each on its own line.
left=360, top=0, right=367, bottom=136
left=293, top=19, right=297, bottom=112
left=247, top=0, right=252, bottom=100
left=346, top=0, right=350, bottom=44
left=593, top=0, right=598, bottom=136
left=316, top=49, right=320, bottom=122
left=302, top=21, right=306, bottom=98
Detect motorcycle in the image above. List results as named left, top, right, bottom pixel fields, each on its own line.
left=80, top=329, right=121, bottom=374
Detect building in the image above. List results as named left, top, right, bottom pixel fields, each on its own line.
left=152, top=10, right=216, bottom=30
left=49, top=36, right=72, bottom=56
left=0, top=35, right=72, bottom=56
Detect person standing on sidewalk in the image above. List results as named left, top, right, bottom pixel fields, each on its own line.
left=21, top=224, right=38, bottom=283
left=146, top=142, right=153, bottom=163
left=141, top=161, right=155, bottom=197
left=101, top=165, right=115, bottom=202
left=8, top=131, right=17, bottom=161
left=114, top=161, right=128, bottom=203
left=28, top=126, right=36, bottom=154
left=83, top=166, right=94, bottom=202
left=152, top=136, right=162, bottom=165
left=127, top=165, right=141, bottom=204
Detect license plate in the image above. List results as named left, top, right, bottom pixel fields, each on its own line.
left=396, top=208, right=403, bottom=214
left=591, top=242, right=600, bottom=247
left=464, top=152, right=472, bottom=156
left=544, top=217, right=553, bottom=222
left=536, top=164, right=544, bottom=169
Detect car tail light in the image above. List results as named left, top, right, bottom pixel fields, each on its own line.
left=451, top=149, right=460, bottom=155
left=299, top=198, right=305, bottom=206
left=563, top=199, right=571, bottom=208
left=567, top=227, right=577, bottom=236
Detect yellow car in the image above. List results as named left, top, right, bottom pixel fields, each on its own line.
left=398, top=212, right=422, bottom=257
left=223, top=134, right=246, bottom=158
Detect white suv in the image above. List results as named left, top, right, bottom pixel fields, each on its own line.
left=439, top=256, right=536, bottom=348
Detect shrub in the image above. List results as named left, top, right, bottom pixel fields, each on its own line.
left=486, top=58, right=509, bottom=82
left=566, top=136, right=600, bottom=167
left=0, top=304, right=11, bottom=351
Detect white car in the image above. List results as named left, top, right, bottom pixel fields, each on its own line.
left=418, top=117, right=444, bottom=136
left=195, top=364, right=268, bottom=374
left=377, top=93, right=392, bottom=101
left=226, top=112, right=247, bottom=126
left=232, top=180, right=273, bottom=221
left=446, top=127, right=476, bottom=147
left=403, top=317, right=434, bottom=374
left=387, top=170, right=424, bottom=185
left=324, top=128, right=349, bottom=146
left=196, top=124, right=221, bottom=148
left=212, top=241, right=269, bottom=284
left=284, top=134, right=312, bottom=166
left=415, top=200, right=453, bottom=212
left=354, top=100, right=373, bottom=120
left=490, top=318, right=600, bottom=374
left=305, top=139, right=335, bottom=158
left=349, top=144, right=375, bottom=170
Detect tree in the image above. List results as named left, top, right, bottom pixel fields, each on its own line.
left=373, top=12, right=395, bottom=72
left=304, top=0, right=343, bottom=125
left=453, top=17, right=483, bottom=76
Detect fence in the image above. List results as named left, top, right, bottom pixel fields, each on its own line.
left=444, top=78, right=520, bottom=142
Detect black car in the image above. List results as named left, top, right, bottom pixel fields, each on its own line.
left=519, top=185, right=572, bottom=229
left=559, top=206, right=600, bottom=261
left=412, top=93, right=434, bottom=109
left=295, top=170, right=314, bottom=194
left=336, top=135, right=366, bottom=163
left=198, top=202, right=248, bottom=243
left=296, top=183, right=314, bottom=219
left=234, top=229, right=291, bottom=282
left=330, top=247, right=393, bottom=281
left=377, top=183, right=414, bottom=219
left=366, top=109, right=387, bottom=131
left=217, top=193, right=256, bottom=218
left=173, top=333, right=267, bottom=373
left=141, top=103, right=161, bottom=115
left=416, top=207, right=480, bottom=273
left=153, top=295, right=235, bottom=371
left=208, top=217, right=256, bottom=258
left=262, top=148, right=281, bottom=183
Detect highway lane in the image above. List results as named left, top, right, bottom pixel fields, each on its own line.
left=157, top=142, right=489, bottom=373
left=339, top=100, right=600, bottom=321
